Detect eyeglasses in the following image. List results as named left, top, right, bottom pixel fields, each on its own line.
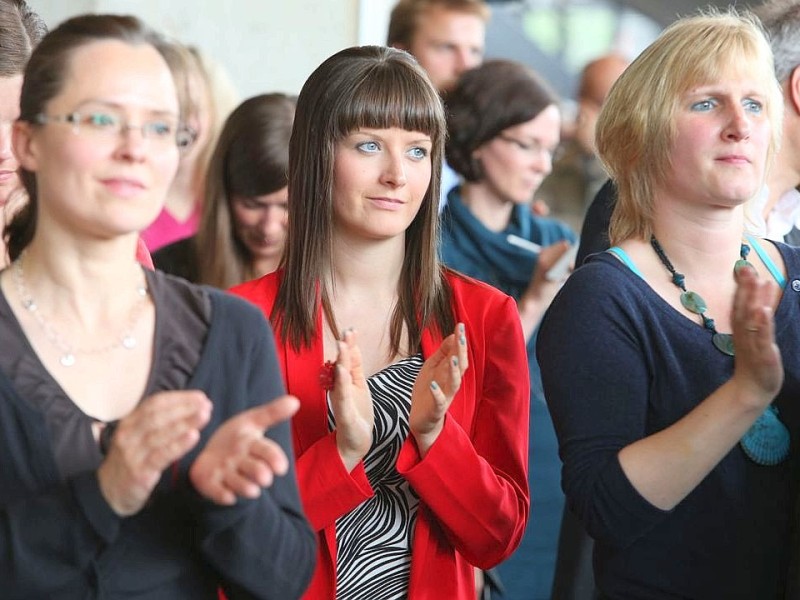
left=34, top=109, right=197, bottom=151
left=497, top=134, right=561, bottom=162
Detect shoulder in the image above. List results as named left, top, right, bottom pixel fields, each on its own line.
left=229, top=270, right=283, bottom=312
left=445, top=269, right=516, bottom=318
left=152, top=236, right=197, bottom=281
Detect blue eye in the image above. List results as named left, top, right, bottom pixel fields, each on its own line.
left=690, top=100, right=716, bottom=112
left=408, top=146, right=428, bottom=160
left=143, top=121, right=175, bottom=138
left=357, top=141, right=380, bottom=153
left=743, top=99, right=763, bottom=114
left=84, top=112, right=119, bottom=129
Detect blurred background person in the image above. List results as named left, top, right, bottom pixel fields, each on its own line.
left=0, top=0, right=46, bottom=266
left=154, top=92, right=294, bottom=287
left=440, top=59, right=575, bottom=600
left=535, top=53, right=628, bottom=233
left=141, top=43, right=238, bottom=252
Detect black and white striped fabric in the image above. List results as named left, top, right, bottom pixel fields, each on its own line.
left=327, top=353, right=424, bottom=600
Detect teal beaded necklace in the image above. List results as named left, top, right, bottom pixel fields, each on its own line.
left=650, top=235, right=789, bottom=465
left=650, top=236, right=752, bottom=356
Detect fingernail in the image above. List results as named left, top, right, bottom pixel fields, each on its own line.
left=458, top=323, right=465, bottom=335
left=451, top=357, right=459, bottom=367
left=459, top=334, right=466, bottom=346
left=430, top=381, right=439, bottom=390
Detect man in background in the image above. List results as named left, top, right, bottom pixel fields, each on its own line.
left=388, top=0, right=490, bottom=208
left=536, top=53, right=628, bottom=233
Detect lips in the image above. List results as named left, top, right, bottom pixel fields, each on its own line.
left=100, top=177, right=146, bottom=198
left=369, top=196, right=405, bottom=210
left=0, top=170, right=16, bottom=184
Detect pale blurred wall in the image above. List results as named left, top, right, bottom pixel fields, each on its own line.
left=30, top=0, right=369, bottom=98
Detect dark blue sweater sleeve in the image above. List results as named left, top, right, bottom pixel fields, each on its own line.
left=183, top=292, right=316, bottom=599
left=536, top=259, right=672, bottom=549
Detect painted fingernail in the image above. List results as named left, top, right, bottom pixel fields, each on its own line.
left=451, top=357, right=459, bottom=367
left=430, top=381, right=439, bottom=390
left=458, top=323, right=465, bottom=335
left=459, top=334, right=466, bottom=346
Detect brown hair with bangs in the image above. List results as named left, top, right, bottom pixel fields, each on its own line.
left=596, top=8, right=783, bottom=245
left=274, top=45, right=454, bottom=355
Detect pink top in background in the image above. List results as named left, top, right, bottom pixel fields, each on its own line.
left=140, top=204, right=201, bottom=252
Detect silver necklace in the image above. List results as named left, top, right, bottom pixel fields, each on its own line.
left=13, top=251, right=149, bottom=367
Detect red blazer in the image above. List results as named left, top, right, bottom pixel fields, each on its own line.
left=231, top=270, right=530, bottom=599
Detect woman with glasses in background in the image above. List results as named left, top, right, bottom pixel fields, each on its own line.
left=439, top=58, right=577, bottom=599
left=0, top=14, right=314, bottom=598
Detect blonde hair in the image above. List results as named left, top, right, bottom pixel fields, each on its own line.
left=596, top=9, right=783, bottom=244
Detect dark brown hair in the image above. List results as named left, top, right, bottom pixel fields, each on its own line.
left=275, top=45, right=454, bottom=355
left=196, top=93, right=295, bottom=288
left=7, top=14, right=169, bottom=261
left=0, top=0, right=47, bottom=77
left=445, top=59, right=559, bottom=182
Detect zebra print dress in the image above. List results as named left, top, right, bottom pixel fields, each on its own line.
left=327, top=353, right=424, bottom=600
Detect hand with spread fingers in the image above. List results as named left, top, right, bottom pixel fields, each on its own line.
left=97, top=390, right=212, bottom=517
left=189, top=395, right=300, bottom=505
left=731, top=265, right=784, bottom=404
left=410, top=322, right=469, bottom=456
left=330, top=329, right=374, bottom=472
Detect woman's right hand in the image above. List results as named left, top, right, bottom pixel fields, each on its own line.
left=330, top=329, right=374, bottom=472
left=97, top=390, right=212, bottom=516
left=730, top=264, right=783, bottom=406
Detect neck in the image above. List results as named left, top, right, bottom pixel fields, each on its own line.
left=460, top=182, right=515, bottom=232
left=327, top=233, right=404, bottom=297
left=17, top=235, right=145, bottom=321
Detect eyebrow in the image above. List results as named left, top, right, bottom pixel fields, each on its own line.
left=348, top=130, right=433, bottom=145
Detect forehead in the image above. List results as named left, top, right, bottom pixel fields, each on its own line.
left=54, top=39, right=178, bottom=114
left=0, top=75, right=23, bottom=120
left=413, top=6, right=485, bottom=42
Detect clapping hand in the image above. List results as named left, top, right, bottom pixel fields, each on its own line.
left=330, top=329, right=374, bottom=472
left=731, top=264, right=783, bottom=406
left=98, top=390, right=212, bottom=516
left=190, top=395, right=300, bottom=505
left=409, top=323, right=468, bottom=456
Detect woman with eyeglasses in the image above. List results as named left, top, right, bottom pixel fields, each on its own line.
left=154, top=93, right=294, bottom=288
left=0, top=14, right=314, bottom=598
left=439, top=58, right=577, bottom=598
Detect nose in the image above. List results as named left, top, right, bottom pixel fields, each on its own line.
left=115, top=125, right=147, bottom=162
left=454, top=48, right=477, bottom=75
left=380, top=153, right=407, bottom=187
left=260, top=205, right=288, bottom=235
left=724, top=104, right=751, bottom=141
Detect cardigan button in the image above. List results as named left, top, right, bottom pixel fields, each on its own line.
left=792, top=279, right=800, bottom=292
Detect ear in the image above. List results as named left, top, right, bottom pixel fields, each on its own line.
left=787, top=66, right=800, bottom=116
left=12, top=120, right=39, bottom=173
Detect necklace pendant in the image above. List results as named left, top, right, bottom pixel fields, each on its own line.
left=711, top=333, right=735, bottom=356
left=121, top=335, right=137, bottom=349
left=60, top=353, right=76, bottom=367
left=740, top=405, right=790, bottom=465
left=680, top=291, right=707, bottom=315
left=734, top=259, right=754, bottom=274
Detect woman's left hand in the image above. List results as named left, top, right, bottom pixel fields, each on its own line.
left=189, top=395, right=300, bottom=505
left=409, top=323, right=468, bottom=456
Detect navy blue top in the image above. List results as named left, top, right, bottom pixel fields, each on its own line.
left=537, top=242, right=800, bottom=599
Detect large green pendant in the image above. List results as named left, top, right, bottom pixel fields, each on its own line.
left=680, top=291, right=707, bottom=314
left=711, top=333, right=735, bottom=356
left=734, top=259, right=754, bottom=274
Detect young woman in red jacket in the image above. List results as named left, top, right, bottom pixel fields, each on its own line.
left=231, top=45, right=529, bottom=599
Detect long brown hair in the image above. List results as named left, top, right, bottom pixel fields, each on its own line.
left=196, top=93, right=295, bottom=288
left=274, top=45, right=454, bottom=355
